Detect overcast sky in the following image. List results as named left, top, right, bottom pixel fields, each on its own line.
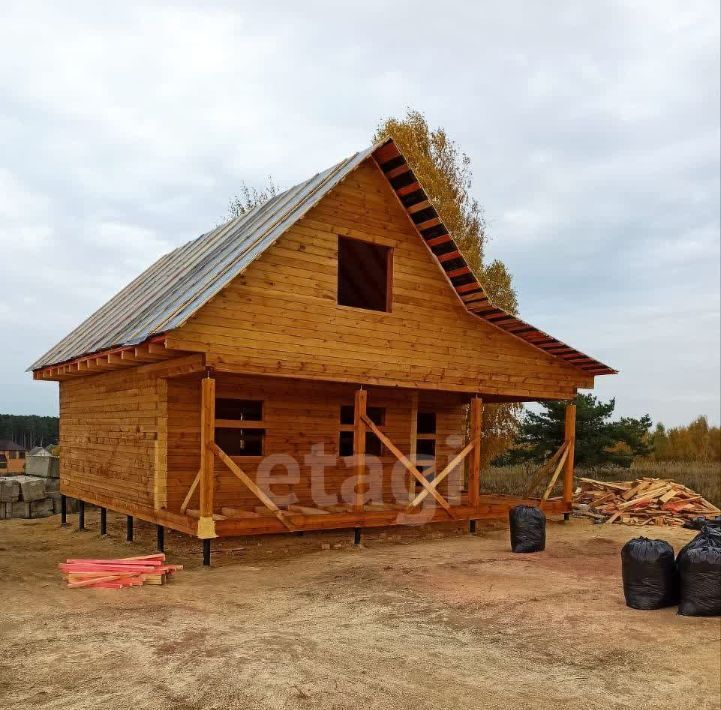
left=0, top=0, right=718, bottom=427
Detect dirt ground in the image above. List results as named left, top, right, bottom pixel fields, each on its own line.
left=1, top=513, right=719, bottom=710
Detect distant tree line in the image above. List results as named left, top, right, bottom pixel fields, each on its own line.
left=495, top=396, right=720, bottom=469
left=651, top=417, right=721, bottom=462
left=0, top=414, right=59, bottom=449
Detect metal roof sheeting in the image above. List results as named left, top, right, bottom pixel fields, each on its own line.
left=30, top=138, right=615, bottom=377
left=29, top=145, right=377, bottom=371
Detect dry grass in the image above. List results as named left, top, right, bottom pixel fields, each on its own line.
left=483, top=460, right=721, bottom=507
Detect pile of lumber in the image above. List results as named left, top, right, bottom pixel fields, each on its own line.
left=574, top=477, right=721, bottom=526
left=59, top=553, right=182, bottom=589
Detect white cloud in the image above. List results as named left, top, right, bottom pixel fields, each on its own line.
left=0, top=0, right=718, bottom=426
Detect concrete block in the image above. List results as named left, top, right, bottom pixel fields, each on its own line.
left=15, top=475, right=47, bottom=502
left=30, top=498, right=54, bottom=518
left=44, top=478, right=60, bottom=492
left=26, top=456, right=60, bottom=478
left=0, top=478, right=20, bottom=502
left=48, top=493, right=77, bottom=514
left=48, top=491, right=62, bottom=513
left=11, top=501, right=30, bottom=518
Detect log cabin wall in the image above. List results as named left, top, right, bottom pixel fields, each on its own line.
left=167, top=373, right=467, bottom=513
left=58, top=365, right=168, bottom=515
left=167, top=158, right=593, bottom=400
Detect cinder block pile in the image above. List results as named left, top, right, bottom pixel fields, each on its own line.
left=0, top=457, right=75, bottom=519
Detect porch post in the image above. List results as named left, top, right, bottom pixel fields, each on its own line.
left=353, top=388, right=367, bottom=512
left=408, top=391, right=419, bottom=503
left=469, top=396, right=483, bottom=508
left=562, top=402, right=577, bottom=518
left=198, top=373, right=217, bottom=539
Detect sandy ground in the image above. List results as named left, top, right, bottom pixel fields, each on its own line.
left=0, top=513, right=719, bottom=710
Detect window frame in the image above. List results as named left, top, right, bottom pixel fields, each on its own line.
left=214, top=398, right=266, bottom=458
left=414, top=410, right=437, bottom=487
left=336, top=235, right=393, bottom=313
left=338, top=404, right=386, bottom=457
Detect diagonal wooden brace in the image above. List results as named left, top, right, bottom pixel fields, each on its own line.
left=524, top=440, right=568, bottom=497
left=541, top=446, right=571, bottom=501
left=361, top=415, right=456, bottom=518
left=210, top=442, right=295, bottom=531
left=409, top=440, right=475, bottom=508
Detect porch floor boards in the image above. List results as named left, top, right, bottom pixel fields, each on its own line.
left=213, top=495, right=568, bottom=536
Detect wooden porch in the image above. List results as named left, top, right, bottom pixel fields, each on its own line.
left=184, top=372, right=577, bottom=542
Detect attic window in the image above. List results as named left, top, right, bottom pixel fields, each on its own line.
left=337, top=236, right=391, bottom=312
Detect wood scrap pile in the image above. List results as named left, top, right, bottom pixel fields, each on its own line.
left=59, top=553, right=182, bottom=589
left=574, top=477, right=720, bottom=526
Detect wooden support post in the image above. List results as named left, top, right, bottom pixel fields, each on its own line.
left=198, top=374, right=217, bottom=539
left=60, top=494, right=67, bottom=526
left=202, top=539, right=211, bottom=567
left=469, top=396, right=483, bottom=508
left=126, top=515, right=134, bottom=542
left=100, top=507, right=107, bottom=536
left=156, top=525, right=165, bottom=552
left=78, top=500, right=85, bottom=531
left=353, top=388, right=367, bottom=512
left=563, top=402, right=577, bottom=518
left=408, top=391, right=418, bottom=503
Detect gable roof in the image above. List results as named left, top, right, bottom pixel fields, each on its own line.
left=29, top=139, right=616, bottom=376
left=0, top=439, right=25, bottom=452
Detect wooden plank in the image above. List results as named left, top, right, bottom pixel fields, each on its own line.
left=541, top=446, right=570, bottom=501
left=353, top=388, right=367, bottom=512
left=287, top=505, right=330, bottom=515
left=180, top=470, right=201, bottom=514
left=209, top=441, right=295, bottom=531
left=469, top=396, right=482, bottom=507
left=199, top=376, right=216, bottom=521
left=408, top=390, right=418, bottom=503
left=410, top=440, right=474, bottom=507
left=361, top=414, right=455, bottom=517
left=524, top=442, right=568, bottom=497
left=563, top=403, right=576, bottom=505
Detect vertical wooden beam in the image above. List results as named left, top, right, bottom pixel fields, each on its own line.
left=468, top=396, right=483, bottom=508
left=408, top=391, right=419, bottom=503
left=563, top=402, right=577, bottom=510
left=198, top=374, right=217, bottom=539
left=154, top=378, right=168, bottom=511
left=353, top=388, right=368, bottom=512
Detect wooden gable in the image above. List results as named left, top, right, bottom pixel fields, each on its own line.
left=166, top=158, right=593, bottom=400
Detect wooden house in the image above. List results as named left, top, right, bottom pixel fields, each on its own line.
left=0, top=439, right=26, bottom=474
left=30, top=139, right=615, bottom=562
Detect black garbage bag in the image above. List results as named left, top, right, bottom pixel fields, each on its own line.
left=509, top=505, right=545, bottom=553
left=621, top=537, right=678, bottom=610
left=683, top=515, right=721, bottom=531
left=677, top=526, right=721, bottom=617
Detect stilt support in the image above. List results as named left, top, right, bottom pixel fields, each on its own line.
left=126, top=515, right=134, bottom=542
left=354, top=527, right=362, bottom=546
left=60, top=495, right=68, bottom=526
left=100, top=507, right=107, bottom=536
left=469, top=520, right=477, bottom=534
left=563, top=512, right=571, bottom=521
left=78, top=500, right=85, bottom=531
left=156, top=525, right=165, bottom=552
left=202, top=539, right=211, bottom=566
